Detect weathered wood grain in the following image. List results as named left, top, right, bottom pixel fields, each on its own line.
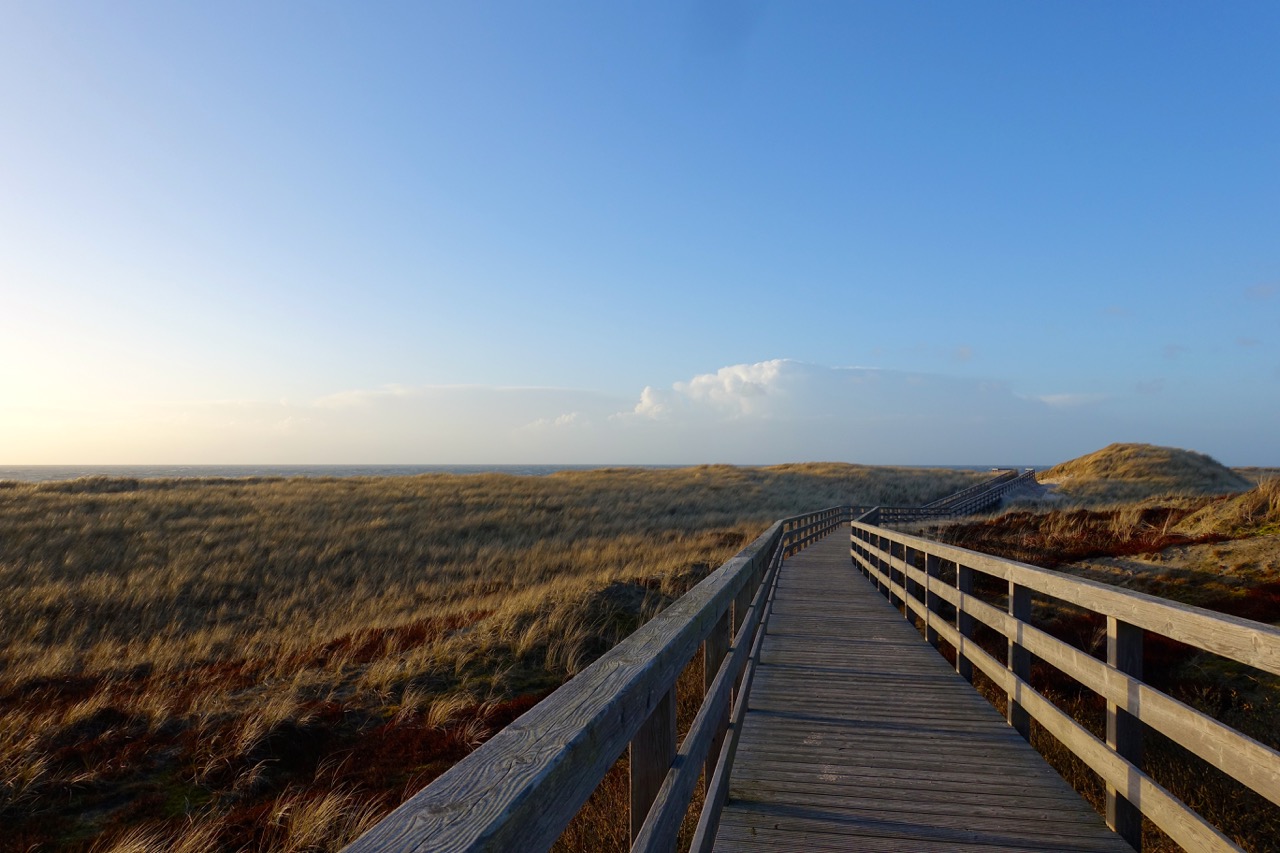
left=634, top=547, right=786, bottom=852
left=691, top=550, right=784, bottom=853
left=702, top=611, right=730, bottom=787
left=712, top=534, right=1129, bottom=853
left=631, top=689, right=676, bottom=846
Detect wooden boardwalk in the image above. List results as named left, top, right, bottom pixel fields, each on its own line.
left=713, top=533, right=1133, bottom=852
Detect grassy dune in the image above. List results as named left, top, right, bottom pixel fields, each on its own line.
left=1038, top=442, right=1252, bottom=504
left=0, top=463, right=982, bottom=852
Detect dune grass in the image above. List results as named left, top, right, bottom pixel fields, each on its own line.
left=1039, top=442, right=1252, bottom=505
left=0, top=463, right=981, bottom=852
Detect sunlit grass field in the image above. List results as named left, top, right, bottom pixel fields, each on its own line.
left=0, top=463, right=983, bottom=852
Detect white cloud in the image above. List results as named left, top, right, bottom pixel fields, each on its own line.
left=12, top=358, right=1250, bottom=465
left=603, top=360, right=1081, bottom=463
left=522, top=411, right=588, bottom=430
left=674, top=359, right=787, bottom=415
left=631, top=386, right=672, bottom=419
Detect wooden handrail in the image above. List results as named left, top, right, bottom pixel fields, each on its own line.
left=345, top=506, right=852, bottom=853
left=850, top=521, right=1280, bottom=852
left=923, top=467, right=1019, bottom=508
left=875, top=469, right=1037, bottom=523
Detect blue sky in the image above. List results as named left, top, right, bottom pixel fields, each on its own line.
left=2, top=1, right=1277, bottom=465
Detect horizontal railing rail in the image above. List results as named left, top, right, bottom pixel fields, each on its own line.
left=346, top=506, right=854, bottom=853
left=874, top=468, right=1036, bottom=523
left=923, top=468, right=1018, bottom=508
left=850, top=522, right=1280, bottom=852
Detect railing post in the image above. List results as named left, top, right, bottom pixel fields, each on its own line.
left=864, top=531, right=875, bottom=586
left=703, top=609, right=731, bottom=792
left=885, top=536, right=902, bottom=610
left=903, top=545, right=917, bottom=616
left=877, top=535, right=888, bottom=594
left=1107, top=616, right=1144, bottom=850
left=630, top=689, right=676, bottom=848
left=924, top=552, right=941, bottom=648
left=879, top=536, right=887, bottom=592
left=899, top=542, right=910, bottom=614
left=856, top=529, right=868, bottom=581
left=1007, top=581, right=1032, bottom=740
left=956, top=562, right=974, bottom=683
left=732, top=554, right=757, bottom=698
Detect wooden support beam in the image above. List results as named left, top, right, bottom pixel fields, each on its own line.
left=903, top=545, right=917, bottom=613
left=630, top=688, right=676, bottom=848
left=703, top=611, right=730, bottom=791
left=884, top=535, right=902, bottom=610
left=956, top=562, right=974, bottom=683
left=1007, top=581, right=1032, bottom=740
left=1107, top=616, right=1145, bottom=850
left=924, top=552, right=941, bottom=648
left=732, top=577, right=754, bottom=698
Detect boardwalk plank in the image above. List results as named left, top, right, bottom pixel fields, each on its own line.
left=711, top=533, right=1131, bottom=852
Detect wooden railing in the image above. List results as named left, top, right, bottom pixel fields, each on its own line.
left=346, top=506, right=853, bottom=853
left=850, top=521, right=1280, bottom=852
left=922, top=467, right=1019, bottom=508
left=879, top=467, right=1037, bottom=521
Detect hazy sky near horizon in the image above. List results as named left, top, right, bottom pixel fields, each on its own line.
left=2, top=2, right=1278, bottom=466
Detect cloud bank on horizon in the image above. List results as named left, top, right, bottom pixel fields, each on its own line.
left=7, top=359, right=1261, bottom=467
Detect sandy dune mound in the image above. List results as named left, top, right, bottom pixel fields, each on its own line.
left=1040, top=443, right=1252, bottom=504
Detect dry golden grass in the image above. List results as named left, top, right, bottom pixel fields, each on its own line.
left=1234, top=467, right=1280, bottom=486
left=0, top=463, right=981, bottom=852
left=1039, top=442, right=1252, bottom=505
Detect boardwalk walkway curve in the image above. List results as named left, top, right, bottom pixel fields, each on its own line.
left=345, top=471, right=1280, bottom=853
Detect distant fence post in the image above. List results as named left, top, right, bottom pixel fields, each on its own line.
left=1107, top=616, right=1144, bottom=850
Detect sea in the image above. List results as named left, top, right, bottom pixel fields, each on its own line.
left=0, top=464, right=651, bottom=483
left=0, top=463, right=1031, bottom=484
